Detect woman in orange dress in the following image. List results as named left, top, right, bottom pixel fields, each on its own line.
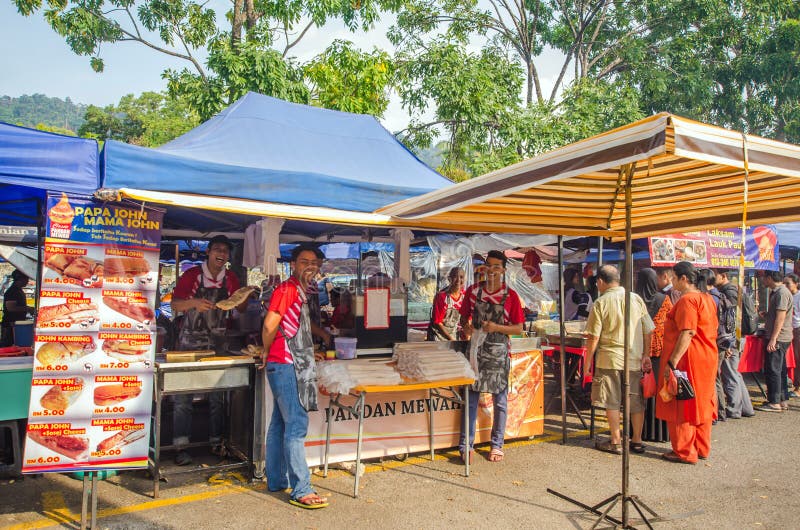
left=636, top=268, right=673, bottom=443
left=656, top=261, right=719, bottom=464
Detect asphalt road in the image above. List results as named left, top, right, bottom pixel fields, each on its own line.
left=2, top=378, right=799, bottom=530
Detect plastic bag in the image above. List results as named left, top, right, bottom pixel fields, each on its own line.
left=468, top=330, right=486, bottom=375
left=641, top=369, right=657, bottom=398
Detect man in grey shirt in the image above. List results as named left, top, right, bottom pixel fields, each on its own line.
left=758, top=271, right=794, bottom=412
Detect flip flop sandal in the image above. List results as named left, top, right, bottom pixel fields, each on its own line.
left=661, top=451, right=696, bottom=465
left=289, top=494, right=329, bottom=510
left=459, top=449, right=473, bottom=465
left=595, top=441, right=622, bottom=455
left=629, top=442, right=646, bottom=454
left=489, top=448, right=504, bottom=462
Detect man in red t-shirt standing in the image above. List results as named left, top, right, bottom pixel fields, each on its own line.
left=261, top=244, right=332, bottom=509
left=459, top=250, right=524, bottom=463
left=170, top=235, right=246, bottom=466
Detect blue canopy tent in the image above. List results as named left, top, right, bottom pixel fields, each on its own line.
left=0, top=122, right=100, bottom=226
left=101, top=92, right=452, bottom=236
left=0, top=122, right=99, bottom=278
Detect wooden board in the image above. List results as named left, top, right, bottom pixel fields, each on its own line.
left=164, top=350, right=215, bottom=362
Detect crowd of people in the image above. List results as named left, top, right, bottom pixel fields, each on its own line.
left=165, top=238, right=796, bottom=507
left=583, top=262, right=795, bottom=465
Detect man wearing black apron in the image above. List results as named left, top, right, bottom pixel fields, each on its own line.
left=170, top=235, right=247, bottom=466
left=427, top=267, right=465, bottom=341
left=261, top=244, right=332, bottom=509
left=459, top=250, right=524, bottom=463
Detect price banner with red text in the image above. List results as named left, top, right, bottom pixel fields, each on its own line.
left=648, top=225, right=780, bottom=271
left=23, top=193, right=162, bottom=473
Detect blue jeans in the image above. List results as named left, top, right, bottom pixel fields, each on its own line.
left=266, top=362, right=312, bottom=500
left=459, top=389, right=508, bottom=452
left=172, top=392, right=224, bottom=448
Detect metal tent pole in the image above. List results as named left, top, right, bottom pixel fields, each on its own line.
left=558, top=236, right=567, bottom=444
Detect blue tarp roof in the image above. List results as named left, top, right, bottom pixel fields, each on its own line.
left=102, top=92, right=451, bottom=213
left=0, top=122, right=100, bottom=225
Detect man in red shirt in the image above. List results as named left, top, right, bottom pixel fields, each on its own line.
left=261, top=244, right=332, bottom=509
left=459, top=250, right=524, bottom=463
left=170, top=235, right=247, bottom=466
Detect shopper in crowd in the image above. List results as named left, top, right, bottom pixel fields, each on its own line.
left=459, top=250, right=524, bottom=463
left=261, top=244, right=332, bottom=509
left=656, top=261, right=719, bottom=464
left=170, top=235, right=247, bottom=466
left=784, top=273, right=800, bottom=397
left=0, top=269, right=29, bottom=347
left=655, top=267, right=682, bottom=305
left=635, top=267, right=672, bottom=442
left=584, top=265, right=654, bottom=455
left=714, top=270, right=755, bottom=418
left=699, top=268, right=729, bottom=422
left=563, top=267, right=592, bottom=321
left=427, top=267, right=466, bottom=341
left=757, top=270, right=793, bottom=412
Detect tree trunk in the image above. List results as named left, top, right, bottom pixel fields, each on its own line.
left=231, top=0, right=244, bottom=45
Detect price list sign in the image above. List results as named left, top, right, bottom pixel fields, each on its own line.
left=23, top=193, right=163, bottom=473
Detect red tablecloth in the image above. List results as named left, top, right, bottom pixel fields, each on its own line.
left=738, top=335, right=795, bottom=381
left=543, top=345, right=592, bottom=385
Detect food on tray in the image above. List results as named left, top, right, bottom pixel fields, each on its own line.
left=48, top=193, right=75, bottom=225
left=241, top=344, right=264, bottom=357
left=96, top=429, right=146, bottom=452
left=695, top=242, right=707, bottom=261
left=45, top=253, right=104, bottom=287
left=93, top=384, right=142, bottom=406
left=102, top=296, right=155, bottom=324
left=38, top=302, right=99, bottom=326
left=216, top=286, right=257, bottom=310
left=28, top=431, right=89, bottom=461
left=652, top=239, right=674, bottom=261
left=36, top=341, right=96, bottom=365
left=102, top=339, right=150, bottom=363
left=40, top=378, right=84, bottom=411
left=104, top=257, right=151, bottom=278
left=683, top=244, right=696, bottom=261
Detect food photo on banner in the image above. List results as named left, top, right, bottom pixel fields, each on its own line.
left=648, top=225, right=780, bottom=271
left=22, top=193, right=163, bottom=473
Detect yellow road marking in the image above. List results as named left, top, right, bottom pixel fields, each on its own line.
left=3, top=426, right=605, bottom=529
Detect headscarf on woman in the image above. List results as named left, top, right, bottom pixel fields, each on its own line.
left=636, top=267, right=666, bottom=320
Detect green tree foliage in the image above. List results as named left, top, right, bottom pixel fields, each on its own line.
left=305, top=40, right=393, bottom=115
left=0, top=94, right=86, bottom=131
left=77, top=92, right=199, bottom=146
left=12, top=0, right=401, bottom=119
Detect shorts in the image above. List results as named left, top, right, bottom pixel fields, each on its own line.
left=591, top=367, right=644, bottom=413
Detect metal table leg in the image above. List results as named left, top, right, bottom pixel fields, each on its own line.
left=429, top=389, right=435, bottom=461
left=323, top=401, right=332, bottom=477
left=153, top=374, right=163, bottom=498
left=91, top=472, right=98, bottom=529
left=354, top=392, right=365, bottom=498
left=464, top=385, right=470, bottom=477
left=80, top=473, right=89, bottom=529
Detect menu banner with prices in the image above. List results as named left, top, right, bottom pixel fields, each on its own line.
left=648, top=225, right=779, bottom=271
left=23, top=193, right=163, bottom=473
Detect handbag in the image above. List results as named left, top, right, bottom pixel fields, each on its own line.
left=667, top=360, right=695, bottom=400
left=641, top=369, right=657, bottom=398
left=675, top=373, right=695, bottom=400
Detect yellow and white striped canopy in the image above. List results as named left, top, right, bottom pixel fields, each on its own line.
left=377, top=113, right=800, bottom=238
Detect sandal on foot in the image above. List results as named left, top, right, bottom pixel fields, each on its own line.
left=595, top=441, right=622, bottom=455
left=459, top=449, right=473, bottom=465
left=289, top=493, right=329, bottom=510
left=629, top=442, right=646, bottom=454
left=661, top=451, right=696, bottom=465
left=489, top=448, right=504, bottom=462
